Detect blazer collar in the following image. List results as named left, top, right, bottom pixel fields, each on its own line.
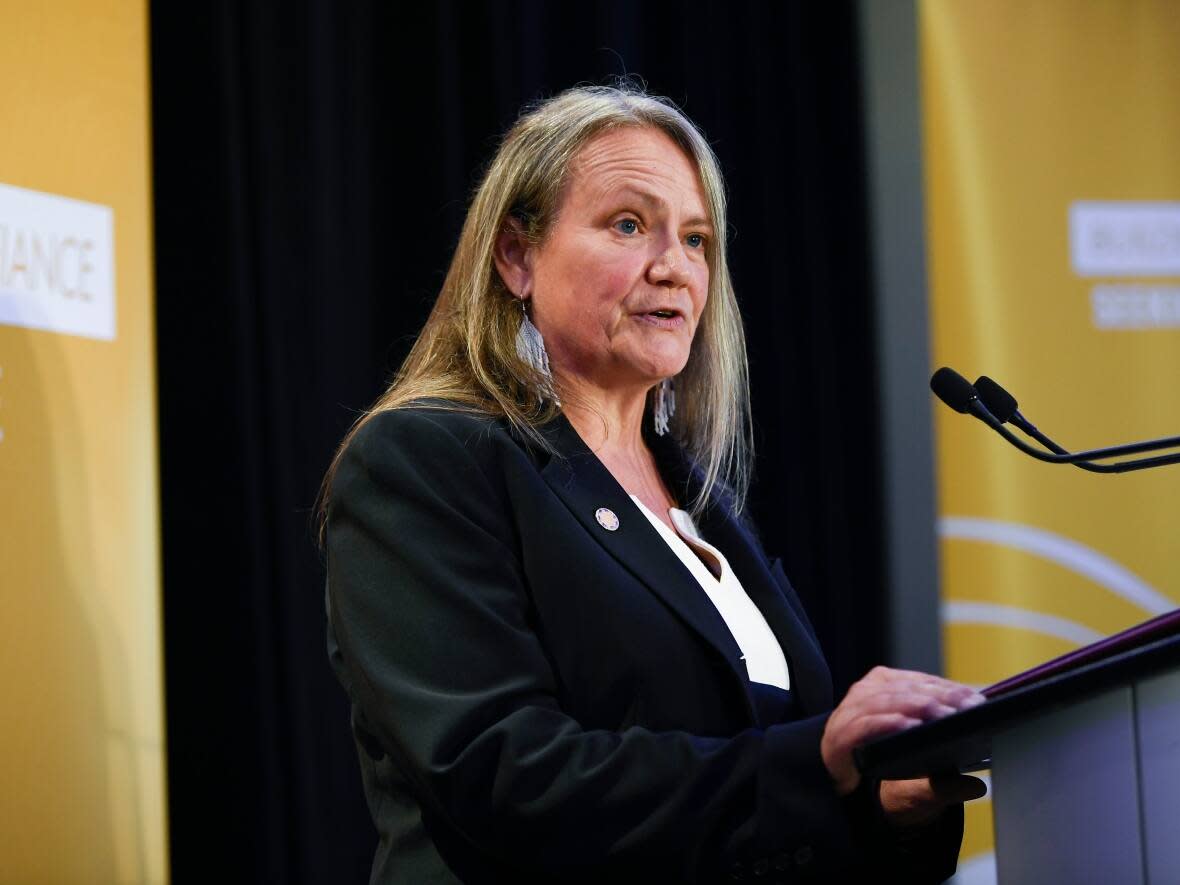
left=537, top=414, right=831, bottom=721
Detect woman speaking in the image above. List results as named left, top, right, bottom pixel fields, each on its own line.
left=321, top=85, right=984, bottom=883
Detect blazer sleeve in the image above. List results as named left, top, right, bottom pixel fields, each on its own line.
left=326, top=409, right=956, bottom=882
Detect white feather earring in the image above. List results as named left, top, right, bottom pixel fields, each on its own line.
left=653, top=377, right=676, bottom=436
left=514, top=299, right=558, bottom=405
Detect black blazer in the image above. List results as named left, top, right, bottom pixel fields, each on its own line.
left=325, top=405, right=962, bottom=884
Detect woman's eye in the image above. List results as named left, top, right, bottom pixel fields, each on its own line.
left=615, top=218, right=639, bottom=235
left=686, top=233, right=706, bottom=249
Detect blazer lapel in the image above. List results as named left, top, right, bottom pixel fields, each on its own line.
left=648, top=432, right=835, bottom=717
left=695, top=511, right=833, bottom=715
left=538, top=416, right=759, bottom=723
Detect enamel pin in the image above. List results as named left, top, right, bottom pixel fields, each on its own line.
left=595, top=508, right=620, bottom=531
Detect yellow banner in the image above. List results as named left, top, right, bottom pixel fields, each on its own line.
left=0, top=2, right=166, bottom=881
left=921, top=0, right=1180, bottom=875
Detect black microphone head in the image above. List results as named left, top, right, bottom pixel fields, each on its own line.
left=930, top=367, right=978, bottom=414
left=975, top=376, right=1019, bottom=424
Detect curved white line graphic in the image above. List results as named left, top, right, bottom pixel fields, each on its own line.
left=940, top=517, right=1173, bottom=616
left=944, top=601, right=1104, bottom=646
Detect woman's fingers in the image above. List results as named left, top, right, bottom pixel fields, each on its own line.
left=848, top=668, right=984, bottom=708
left=862, top=669, right=985, bottom=713
left=929, top=773, right=988, bottom=803
left=836, top=690, right=960, bottom=722
left=880, top=774, right=988, bottom=827
left=829, top=689, right=981, bottom=735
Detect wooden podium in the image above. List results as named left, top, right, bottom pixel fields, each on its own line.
left=856, top=627, right=1180, bottom=884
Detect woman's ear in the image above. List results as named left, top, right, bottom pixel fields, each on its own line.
left=493, top=216, right=533, bottom=299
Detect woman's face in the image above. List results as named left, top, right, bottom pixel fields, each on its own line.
left=525, top=127, right=712, bottom=397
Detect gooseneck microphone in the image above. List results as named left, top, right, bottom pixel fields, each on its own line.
left=929, top=367, right=994, bottom=418
left=973, top=375, right=1112, bottom=474
left=973, top=376, right=1022, bottom=426
left=929, top=368, right=1180, bottom=473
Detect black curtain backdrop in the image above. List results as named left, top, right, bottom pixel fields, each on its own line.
left=151, top=2, right=886, bottom=880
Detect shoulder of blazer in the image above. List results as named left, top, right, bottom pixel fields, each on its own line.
left=351, top=401, right=514, bottom=445
left=340, top=402, right=541, bottom=475
left=328, top=402, right=575, bottom=532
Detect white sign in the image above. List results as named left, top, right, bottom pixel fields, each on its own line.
left=0, top=182, right=115, bottom=341
left=1070, top=201, right=1180, bottom=277
left=1091, top=284, right=1180, bottom=330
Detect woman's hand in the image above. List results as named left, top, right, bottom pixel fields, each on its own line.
left=877, top=775, right=987, bottom=828
left=820, top=666, right=985, bottom=796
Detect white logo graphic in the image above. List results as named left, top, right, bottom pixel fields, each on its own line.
left=1070, top=201, right=1180, bottom=277
left=1090, top=284, right=1180, bottom=330
left=0, top=181, right=115, bottom=341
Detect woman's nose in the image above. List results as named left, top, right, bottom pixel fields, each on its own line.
left=648, top=241, right=691, bottom=287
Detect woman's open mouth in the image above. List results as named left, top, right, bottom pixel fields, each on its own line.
left=636, top=308, right=685, bottom=328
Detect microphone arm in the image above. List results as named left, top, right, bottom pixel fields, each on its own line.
left=972, top=373, right=1180, bottom=473
left=987, top=419, right=1180, bottom=473
left=930, top=368, right=1180, bottom=473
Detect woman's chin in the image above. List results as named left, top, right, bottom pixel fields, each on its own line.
left=632, top=357, right=690, bottom=386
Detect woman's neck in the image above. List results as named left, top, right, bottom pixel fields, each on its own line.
left=557, top=376, right=650, bottom=457
left=558, top=376, right=678, bottom=517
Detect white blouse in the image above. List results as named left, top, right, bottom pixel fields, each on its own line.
left=629, top=495, right=791, bottom=691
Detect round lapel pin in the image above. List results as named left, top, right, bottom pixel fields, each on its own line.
left=595, top=507, right=620, bottom=531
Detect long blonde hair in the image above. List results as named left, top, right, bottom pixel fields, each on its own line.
left=318, top=84, right=752, bottom=537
